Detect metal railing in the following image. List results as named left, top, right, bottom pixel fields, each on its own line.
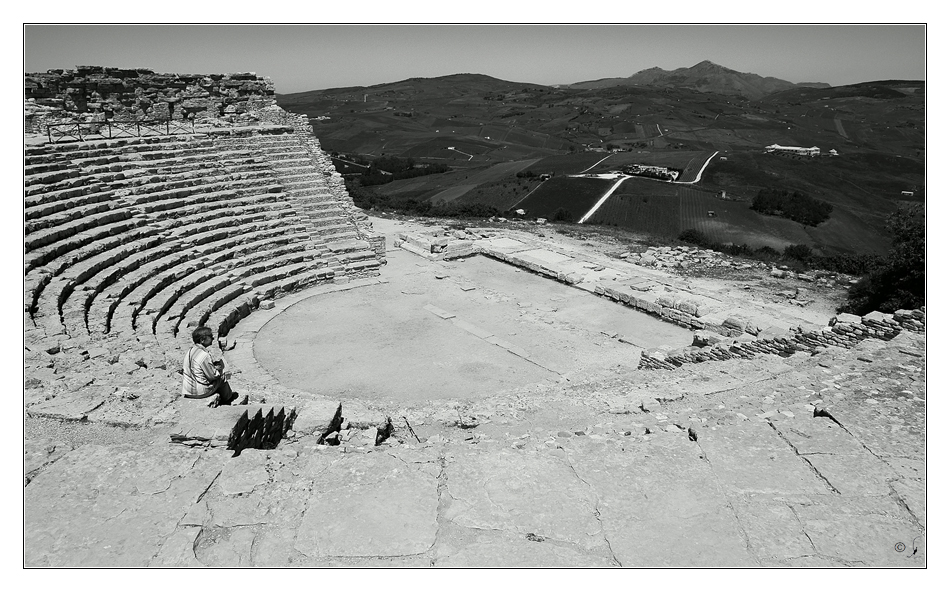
left=46, top=119, right=196, bottom=143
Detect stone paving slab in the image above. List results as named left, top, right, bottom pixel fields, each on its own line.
left=24, top=438, right=74, bottom=485
left=697, top=421, right=832, bottom=497
left=793, top=495, right=923, bottom=567
left=443, top=447, right=606, bottom=554
left=515, top=248, right=573, bottom=265
left=567, top=434, right=756, bottom=567
left=295, top=452, right=440, bottom=558
left=24, top=444, right=221, bottom=566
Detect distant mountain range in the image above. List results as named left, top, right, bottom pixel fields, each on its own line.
left=563, top=60, right=831, bottom=100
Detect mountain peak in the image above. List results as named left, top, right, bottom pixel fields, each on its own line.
left=690, top=60, right=731, bottom=72
left=571, top=61, right=829, bottom=99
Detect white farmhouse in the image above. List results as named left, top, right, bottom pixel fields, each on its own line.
left=765, top=144, right=820, bottom=157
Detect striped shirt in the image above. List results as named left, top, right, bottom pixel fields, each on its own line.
left=181, top=345, right=221, bottom=398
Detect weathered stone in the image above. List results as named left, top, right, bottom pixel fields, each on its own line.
left=699, top=422, right=829, bottom=496
left=571, top=435, right=755, bottom=566
left=444, top=448, right=604, bottom=552
left=294, top=400, right=342, bottom=437
left=218, top=449, right=269, bottom=495
left=834, top=313, right=863, bottom=325
left=436, top=529, right=614, bottom=567
left=25, top=445, right=221, bottom=566
left=295, top=453, right=439, bottom=557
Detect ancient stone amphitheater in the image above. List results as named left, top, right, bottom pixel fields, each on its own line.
left=23, top=68, right=926, bottom=567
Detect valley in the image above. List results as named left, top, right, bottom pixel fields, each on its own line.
left=277, top=63, right=924, bottom=257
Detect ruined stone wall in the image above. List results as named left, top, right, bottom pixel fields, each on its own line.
left=25, top=66, right=277, bottom=131
left=638, top=308, right=925, bottom=370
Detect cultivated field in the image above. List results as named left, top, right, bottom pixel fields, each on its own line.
left=373, top=159, right=540, bottom=203
left=513, top=176, right=614, bottom=221
left=526, top=153, right=613, bottom=175
left=586, top=180, right=838, bottom=252
left=586, top=190, right=680, bottom=237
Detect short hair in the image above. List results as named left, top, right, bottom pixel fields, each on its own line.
left=192, top=326, right=214, bottom=344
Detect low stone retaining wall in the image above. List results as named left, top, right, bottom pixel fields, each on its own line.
left=638, top=308, right=925, bottom=370
left=395, top=229, right=474, bottom=260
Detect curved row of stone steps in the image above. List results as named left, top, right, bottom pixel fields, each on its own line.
left=24, top=129, right=380, bottom=373
left=27, top=136, right=301, bottom=337
left=61, top=208, right=312, bottom=340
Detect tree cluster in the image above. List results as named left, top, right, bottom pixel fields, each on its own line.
left=751, top=188, right=833, bottom=226
left=842, top=206, right=925, bottom=314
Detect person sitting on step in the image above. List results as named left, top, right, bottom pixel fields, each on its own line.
left=182, top=326, right=241, bottom=407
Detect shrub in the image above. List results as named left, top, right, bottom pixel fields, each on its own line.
left=752, top=188, right=833, bottom=226
left=783, top=244, right=813, bottom=262
left=678, top=228, right=710, bottom=247
left=842, top=205, right=924, bottom=314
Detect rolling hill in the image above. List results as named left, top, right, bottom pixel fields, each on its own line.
left=276, top=64, right=924, bottom=257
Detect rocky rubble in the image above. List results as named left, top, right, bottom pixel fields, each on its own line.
left=620, top=245, right=849, bottom=287
left=622, top=245, right=752, bottom=271
left=639, top=307, right=926, bottom=370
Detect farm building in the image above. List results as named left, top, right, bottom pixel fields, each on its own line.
left=622, top=163, right=680, bottom=181
left=765, top=144, right=820, bottom=157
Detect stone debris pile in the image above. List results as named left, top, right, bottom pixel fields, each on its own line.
left=639, top=307, right=925, bottom=370
left=621, top=246, right=848, bottom=287
left=623, top=246, right=741, bottom=270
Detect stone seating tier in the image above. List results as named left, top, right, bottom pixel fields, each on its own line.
left=25, top=199, right=117, bottom=234
left=26, top=194, right=299, bottom=317
left=34, top=206, right=311, bottom=338
left=25, top=217, right=150, bottom=274
left=25, top=181, right=107, bottom=203
left=76, top=231, right=296, bottom=337
left=24, top=161, right=71, bottom=176
left=137, top=245, right=324, bottom=337
left=89, top=229, right=310, bottom=336
left=25, top=189, right=117, bottom=223
left=157, top=250, right=327, bottom=336
left=25, top=208, right=136, bottom=252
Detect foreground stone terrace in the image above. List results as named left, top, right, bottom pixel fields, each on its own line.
left=24, top=217, right=926, bottom=567
left=25, top=327, right=925, bottom=566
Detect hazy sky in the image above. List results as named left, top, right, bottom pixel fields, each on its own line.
left=24, top=24, right=926, bottom=94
